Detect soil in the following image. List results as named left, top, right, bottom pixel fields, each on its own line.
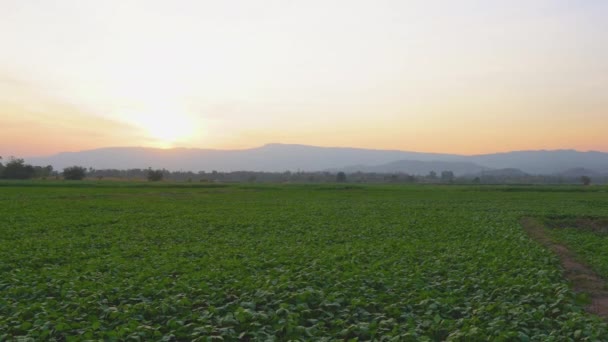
left=522, top=217, right=608, bottom=318
left=544, top=217, right=608, bottom=235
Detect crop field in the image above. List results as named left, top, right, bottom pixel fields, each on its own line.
left=1, top=182, right=608, bottom=340
left=546, top=218, right=608, bottom=281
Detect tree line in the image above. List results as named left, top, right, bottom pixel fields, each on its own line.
left=0, top=156, right=601, bottom=184
left=0, top=156, right=86, bottom=180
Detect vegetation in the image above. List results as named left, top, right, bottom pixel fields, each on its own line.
left=63, top=166, right=87, bottom=180
left=336, top=171, right=347, bottom=182
left=581, top=175, right=592, bottom=186
left=147, top=168, right=165, bottom=182
left=547, top=218, right=608, bottom=278
left=1, top=157, right=34, bottom=179
left=1, top=183, right=607, bottom=339
left=440, top=170, right=455, bottom=183
left=83, top=168, right=608, bottom=184
left=0, top=155, right=605, bottom=184
left=0, top=157, right=53, bottom=180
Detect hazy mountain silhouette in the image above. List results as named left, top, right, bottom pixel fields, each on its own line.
left=26, top=143, right=608, bottom=175
left=469, top=150, right=608, bottom=175
left=26, top=144, right=462, bottom=172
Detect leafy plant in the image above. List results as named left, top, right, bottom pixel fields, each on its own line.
left=1, top=183, right=607, bottom=339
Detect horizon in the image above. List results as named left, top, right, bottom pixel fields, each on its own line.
left=2, top=1, right=607, bottom=156
left=12, top=142, right=608, bottom=160
left=15, top=143, right=608, bottom=178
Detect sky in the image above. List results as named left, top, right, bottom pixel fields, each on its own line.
left=1, top=0, right=607, bottom=157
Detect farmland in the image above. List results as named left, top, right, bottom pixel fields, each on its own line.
left=546, top=217, right=608, bottom=282
left=1, top=182, right=608, bottom=340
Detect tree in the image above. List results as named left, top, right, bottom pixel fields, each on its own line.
left=147, top=168, right=164, bottom=182
left=427, top=171, right=437, bottom=179
left=336, top=171, right=347, bottom=183
left=1, top=157, right=35, bottom=179
left=581, top=175, right=591, bottom=186
left=34, top=165, right=53, bottom=178
left=441, top=170, right=455, bottom=183
left=63, top=166, right=87, bottom=180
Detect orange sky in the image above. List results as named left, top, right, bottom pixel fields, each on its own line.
left=1, top=1, right=607, bottom=157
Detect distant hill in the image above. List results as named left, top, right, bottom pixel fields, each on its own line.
left=25, top=144, right=463, bottom=172
left=469, top=150, right=608, bottom=175
left=25, top=143, right=608, bottom=175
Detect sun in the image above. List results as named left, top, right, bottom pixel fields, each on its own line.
left=114, top=97, right=202, bottom=148
left=143, top=115, right=194, bottom=144
left=124, top=106, right=197, bottom=148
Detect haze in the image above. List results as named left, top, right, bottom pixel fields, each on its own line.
left=1, top=0, right=607, bottom=157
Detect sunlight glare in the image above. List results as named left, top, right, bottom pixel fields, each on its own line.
left=120, top=104, right=198, bottom=148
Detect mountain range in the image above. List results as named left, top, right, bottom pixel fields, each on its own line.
left=25, top=143, right=608, bottom=176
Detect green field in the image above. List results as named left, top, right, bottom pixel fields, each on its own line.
left=1, top=182, right=608, bottom=340
left=546, top=217, right=608, bottom=281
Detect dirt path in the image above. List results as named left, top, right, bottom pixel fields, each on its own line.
left=522, top=217, right=608, bottom=318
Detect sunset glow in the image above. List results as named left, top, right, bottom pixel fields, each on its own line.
left=1, top=1, right=607, bottom=157
left=117, top=104, right=199, bottom=148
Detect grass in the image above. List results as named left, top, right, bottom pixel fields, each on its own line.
left=1, top=182, right=608, bottom=340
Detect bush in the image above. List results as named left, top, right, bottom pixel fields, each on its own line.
left=63, top=166, right=87, bottom=180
